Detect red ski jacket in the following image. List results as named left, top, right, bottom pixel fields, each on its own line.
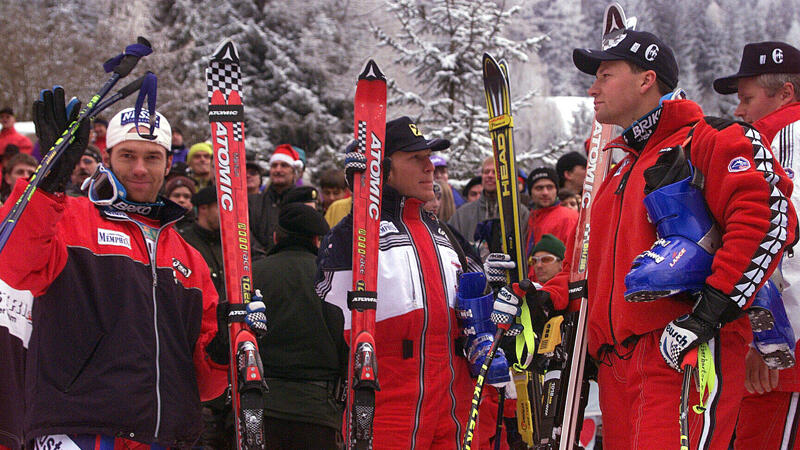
left=0, top=180, right=227, bottom=447
left=754, top=101, right=800, bottom=392
left=542, top=99, right=797, bottom=359
left=525, top=203, right=578, bottom=278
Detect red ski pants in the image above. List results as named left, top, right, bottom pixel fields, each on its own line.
left=597, top=329, right=747, bottom=449
left=735, top=390, right=800, bottom=449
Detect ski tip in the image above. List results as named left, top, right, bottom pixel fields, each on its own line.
left=358, top=60, right=386, bottom=82
left=482, top=53, right=501, bottom=77
left=212, top=38, right=239, bottom=63
left=603, top=3, right=626, bottom=38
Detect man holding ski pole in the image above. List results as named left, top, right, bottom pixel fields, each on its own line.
left=713, top=40, right=800, bottom=450
left=316, top=116, right=511, bottom=448
left=0, top=89, right=263, bottom=448
left=506, top=30, right=796, bottom=448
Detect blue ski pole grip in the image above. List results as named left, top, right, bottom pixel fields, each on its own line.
left=103, top=37, right=153, bottom=76
left=134, top=72, right=158, bottom=139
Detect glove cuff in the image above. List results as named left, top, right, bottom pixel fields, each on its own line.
left=694, top=285, right=742, bottom=326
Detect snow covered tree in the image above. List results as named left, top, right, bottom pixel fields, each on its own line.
left=152, top=0, right=357, bottom=163
left=372, top=0, right=545, bottom=179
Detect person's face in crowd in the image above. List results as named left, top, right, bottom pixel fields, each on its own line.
left=562, top=194, right=580, bottom=211
left=109, top=140, right=171, bottom=203
left=246, top=167, right=262, bottom=194
left=172, top=131, right=184, bottom=147
left=189, top=151, right=212, bottom=177
left=531, top=251, right=562, bottom=284
left=588, top=60, right=651, bottom=128
left=531, top=178, right=557, bottom=208
left=467, top=184, right=482, bottom=202
left=168, top=185, right=194, bottom=210
left=481, top=161, right=496, bottom=193
left=198, top=203, right=220, bottom=231
left=424, top=186, right=442, bottom=216
left=387, top=149, right=435, bottom=202
left=518, top=178, right=526, bottom=193
left=93, top=123, right=107, bottom=139
left=4, top=163, right=36, bottom=188
left=321, top=186, right=347, bottom=209
left=0, top=113, right=15, bottom=130
left=71, top=155, right=99, bottom=186
left=734, top=77, right=791, bottom=124
left=269, top=160, right=297, bottom=190
left=434, top=165, right=448, bottom=183
left=564, top=165, right=587, bottom=190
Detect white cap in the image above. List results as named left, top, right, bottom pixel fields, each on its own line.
left=106, top=107, right=172, bottom=153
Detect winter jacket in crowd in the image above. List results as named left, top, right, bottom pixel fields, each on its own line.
left=0, top=179, right=227, bottom=447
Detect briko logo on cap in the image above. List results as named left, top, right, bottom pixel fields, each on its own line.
left=119, top=109, right=161, bottom=128
left=408, top=123, right=422, bottom=137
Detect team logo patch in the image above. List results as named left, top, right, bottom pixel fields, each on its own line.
left=786, top=168, right=795, bottom=179
left=172, top=258, right=192, bottom=278
left=645, top=44, right=659, bottom=61
left=728, top=157, right=751, bottom=173
left=97, top=228, right=131, bottom=249
left=774, top=48, right=784, bottom=64
left=379, top=221, right=399, bottom=236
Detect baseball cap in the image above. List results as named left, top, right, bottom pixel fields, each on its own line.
left=573, top=30, right=679, bottom=90
left=713, top=42, right=800, bottom=94
left=106, top=107, right=172, bottom=153
left=386, top=116, right=450, bottom=156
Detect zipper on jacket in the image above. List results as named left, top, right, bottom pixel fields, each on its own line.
left=136, top=222, right=164, bottom=439
left=398, top=196, right=429, bottom=448
left=421, top=210, right=462, bottom=441
left=607, top=151, right=637, bottom=357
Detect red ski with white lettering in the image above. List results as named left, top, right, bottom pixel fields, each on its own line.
left=206, top=38, right=267, bottom=450
left=346, top=60, right=386, bottom=450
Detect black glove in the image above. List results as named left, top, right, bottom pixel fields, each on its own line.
left=206, top=301, right=231, bottom=365
left=660, top=285, right=741, bottom=371
left=343, top=139, right=366, bottom=189
left=33, top=87, right=90, bottom=193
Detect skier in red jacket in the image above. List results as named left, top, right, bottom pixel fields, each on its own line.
left=531, top=30, right=797, bottom=449
left=714, top=40, right=800, bottom=450
left=0, top=89, right=255, bottom=449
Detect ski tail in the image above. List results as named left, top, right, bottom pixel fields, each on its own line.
left=347, top=59, right=387, bottom=450
left=206, top=38, right=266, bottom=450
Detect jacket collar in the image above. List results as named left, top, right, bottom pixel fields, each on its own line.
left=98, top=195, right=187, bottom=228
left=609, top=99, right=704, bottom=156
left=753, top=101, right=800, bottom=141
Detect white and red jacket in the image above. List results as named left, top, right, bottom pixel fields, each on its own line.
left=316, top=185, right=504, bottom=449
left=0, top=180, right=226, bottom=447
left=754, top=101, right=800, bottom=392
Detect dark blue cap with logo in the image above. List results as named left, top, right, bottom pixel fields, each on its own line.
left=713, top=41, right=800, bottom=94
left=573, top=30, right=679, bottom=90
left=386, top=116, right=450, bottom=156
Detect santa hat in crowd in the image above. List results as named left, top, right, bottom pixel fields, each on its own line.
left=270, top=144, right=304, bottom=172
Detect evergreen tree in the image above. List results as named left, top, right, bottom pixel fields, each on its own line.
left=372, top=0, right=545, bottom=179
left=152, top=0, right=355, bottom=161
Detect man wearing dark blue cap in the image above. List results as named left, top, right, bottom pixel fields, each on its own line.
left=317, top=116, right=509, bottom=448
left=715, top=41, right=800, bottom=450
left=526, top=30, right=798, bottom=448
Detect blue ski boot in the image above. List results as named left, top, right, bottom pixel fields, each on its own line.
left=625, top=151, right=721, bottom=301
left=749, top=279, right=796, bottom=369
left=456, top=272, right=510, bottom=385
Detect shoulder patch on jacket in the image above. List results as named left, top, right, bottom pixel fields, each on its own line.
left=728, top=157, right=751, bottom=173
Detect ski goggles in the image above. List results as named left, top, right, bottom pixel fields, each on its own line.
left=81, top=164, right=127, bottom=206
left=530, top=255, right=561, bottom=265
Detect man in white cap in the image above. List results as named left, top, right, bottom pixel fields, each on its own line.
left=248, top=143, right=301, bottom=256
left=0, top=88, right=253, bottom=448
